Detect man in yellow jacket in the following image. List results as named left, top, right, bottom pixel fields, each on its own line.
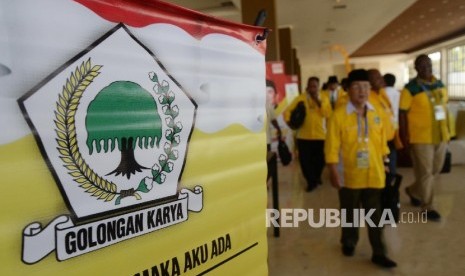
left=399, top=54, right=450, bottom=221
left=368, top=69, right=397, bottom=188
left=284, top=76, right=331, bottom=191
left=325, top=69, right=396, bottom=268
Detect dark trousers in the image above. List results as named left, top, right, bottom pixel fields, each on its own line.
left=385, top=140, right=397, bottom=186
left=339, top=188, right=386, bottom=256
left=297, top=139, right=325, bottom=189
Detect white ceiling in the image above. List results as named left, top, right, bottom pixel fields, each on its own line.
left=164, top=0, right=416, bottom=66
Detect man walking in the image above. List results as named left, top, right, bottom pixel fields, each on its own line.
left=325, top=69, right=396, bottom=268
left=399, top=54, right=451, bottom=221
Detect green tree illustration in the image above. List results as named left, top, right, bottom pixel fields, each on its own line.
left=86, top=81, right=162, bottom=179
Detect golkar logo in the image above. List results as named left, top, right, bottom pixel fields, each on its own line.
left=18, top=24, right=202, bottom=264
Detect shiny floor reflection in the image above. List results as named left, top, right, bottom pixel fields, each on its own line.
left=267, top=161, right=465, bottom=275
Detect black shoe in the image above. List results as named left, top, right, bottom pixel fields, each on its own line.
left=371, top=255, right=397, bottom=268
left=424, top=210, right=441, bottom=222
left=342, top=245, right=355, bottom=256
left=306, top=185, right=317, bottom=192
left=405, top=187, right=421, bottom=207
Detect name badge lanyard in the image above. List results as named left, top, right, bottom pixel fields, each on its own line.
left=357, top=107, right=369, bottom=144
left=421, top=85, right=448, bottom=132
left=356, top=108, right=370, bottom=169
left=420, top=84, right=438, bottom=104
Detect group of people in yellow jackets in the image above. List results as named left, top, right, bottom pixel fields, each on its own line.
left=282, top=55, right=452, bottom=268
left=283, top=71, right=397, bottom=192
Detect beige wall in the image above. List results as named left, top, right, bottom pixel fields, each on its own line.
left=300, top=54, right=409, bottom=90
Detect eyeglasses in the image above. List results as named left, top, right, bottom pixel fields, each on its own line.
left=349, top=82, right=370, bottom=92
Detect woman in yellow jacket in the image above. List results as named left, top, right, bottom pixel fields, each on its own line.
left=284, top=76, right=332, bottom=191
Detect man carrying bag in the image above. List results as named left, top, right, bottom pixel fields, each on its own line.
left=284, top=76, right=331, bottom=191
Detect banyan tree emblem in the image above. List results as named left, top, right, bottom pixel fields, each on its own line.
left=86, top=80, right=163, bottom=179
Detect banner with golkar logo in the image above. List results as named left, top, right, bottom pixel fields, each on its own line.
left=0, top=1, right=268, bottom=275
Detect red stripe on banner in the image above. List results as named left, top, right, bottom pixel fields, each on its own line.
left=75, top=0, right=267, bottom=54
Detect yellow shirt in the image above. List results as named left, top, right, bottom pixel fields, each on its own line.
left=399, top=78, right=450, bottom=144
left=284, top=93, right=332, bottom=140
left=321, top=88, right=346, bottom=110
left=332, top=91, right=395, bottom=141
left=334, top=93, right=348, bottom=109
left=325, top=102, right=389, bottom=189
left=369, top=89, right=395, bottom=141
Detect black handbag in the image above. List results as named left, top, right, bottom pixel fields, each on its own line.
left=382, top=174, right=402, bottom=223
left=278, top=140, right=292, bottom=166
left=288, top=101, right=306, bottom=130
left=440, top=150, right=451, bottom=174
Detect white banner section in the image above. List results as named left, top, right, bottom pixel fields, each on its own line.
left=22, top=186, right=203, bottom=264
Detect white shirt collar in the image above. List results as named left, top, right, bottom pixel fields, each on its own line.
left=346, top=101, right=374, bottom=114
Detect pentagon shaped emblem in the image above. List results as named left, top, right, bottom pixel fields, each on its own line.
left=20, top=24, right=203, bottom=263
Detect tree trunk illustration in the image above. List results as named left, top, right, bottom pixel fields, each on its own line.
left=107, top=137, right=148, bottom=179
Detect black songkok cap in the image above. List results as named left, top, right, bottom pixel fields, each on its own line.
left=348, top=69, right=369, bottom=85
left=327, top=75, right=339, bottom=84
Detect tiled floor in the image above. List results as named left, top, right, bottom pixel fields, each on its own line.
left=267, top=160, right=465, bottom=275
